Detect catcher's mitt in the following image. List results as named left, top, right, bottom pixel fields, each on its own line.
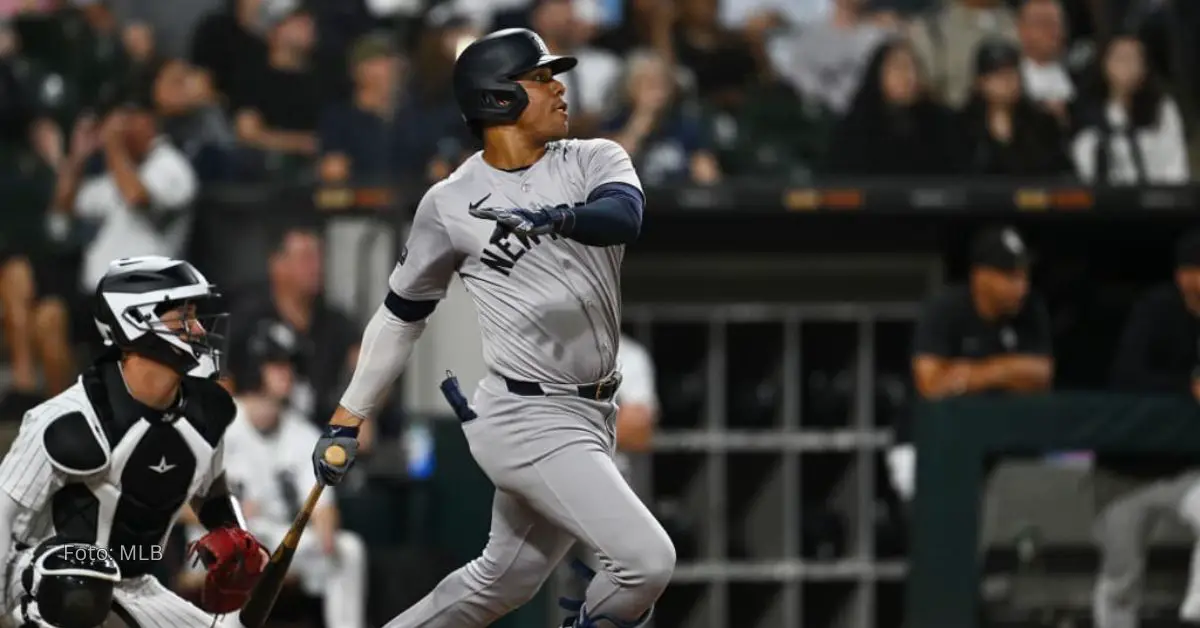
left=186, top=527, right=269, bottom=614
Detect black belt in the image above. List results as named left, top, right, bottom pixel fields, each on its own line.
left=503, top=373, right=622, bottom=401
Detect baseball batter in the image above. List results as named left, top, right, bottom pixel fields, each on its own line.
left=309, top=28, right=675, bottom=628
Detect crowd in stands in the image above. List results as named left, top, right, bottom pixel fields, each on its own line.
left=0, top=0, right=1191, bottom=429
left=0, top=0, right=1195, bottom=624
left=0, top=0, right=1194, bottom=435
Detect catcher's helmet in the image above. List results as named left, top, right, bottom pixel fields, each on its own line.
left=93, top=255, right=228, bottom=377
left=452, top=28, right=577, bottom=126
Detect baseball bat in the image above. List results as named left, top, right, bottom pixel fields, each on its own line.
left=238, top=445, right=347, bottom=628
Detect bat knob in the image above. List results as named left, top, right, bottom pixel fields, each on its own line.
left=324, top=445, right=347, bottom=467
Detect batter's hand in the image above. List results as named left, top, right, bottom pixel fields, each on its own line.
left=469, top=206, right=565, bottom=237
left=313, top=425, right=359, bottom=486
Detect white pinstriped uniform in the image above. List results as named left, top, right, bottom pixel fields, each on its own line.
left=0, top=383, right=241, bottom=628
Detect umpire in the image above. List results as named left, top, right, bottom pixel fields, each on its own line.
left=1095, top=229, right=1200, bottom=627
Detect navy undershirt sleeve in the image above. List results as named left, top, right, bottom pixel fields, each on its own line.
left=385, top=291, right=438, bottom=322
left=556, top=182, right=644, bottom=247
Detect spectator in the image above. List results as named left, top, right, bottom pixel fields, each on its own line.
left=318, top=33, right=402, bottom=184
left=890, top=225, right=1053, bottom=501
left=70, top=0, right=133, bottom=114
left=529, top=0, right=623, bottom=138
left=122, top=20, right=159, bottom=82
left=673, top=0, right=759, bottom=108
left=1016, top=0, right=1075, bottom=124
left=824, top=39, right=959, bottom=177
left=613, top=333, right=660, bottom=475
left=150, top=58, right=237, bottom=179
left=907, top=0, right=1019, bottom=108
left=1111, top=230, right=1200, bottom=395
left=230, top=0, right=321, bottom=175
left=601, top=49, right=721, bottom=185
left=0, top=21, right=64, bottom=170
left=591, top=0, right=675, bottom=59
left=48, top=91, right=198, bottom=296
left=190, top=0, right=269, bottom=103
left=1071, top=34, right=1189, bottom=185
left=216, top=322, right=368, bottom=628
left=227, top=226, right=364, bottom=446
left=766, top=0, right=891, bottom=116
left=958, top=39, right=1073, bottom=178
left=0, top=255, right=72, bottom=415
left=390, top=7, right=478, bottom=183
left=1094, top=229, right=1200, bottom=628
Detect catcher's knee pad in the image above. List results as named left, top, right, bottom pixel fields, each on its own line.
left=21, top=540, right=120, bottom=628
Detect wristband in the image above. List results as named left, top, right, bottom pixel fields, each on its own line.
left=326, top=425, right=360, bottom=439
left=547, top=207, right=576, bottom=235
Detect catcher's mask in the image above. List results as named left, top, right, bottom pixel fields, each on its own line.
left=93, top=256, right=229, bottom=377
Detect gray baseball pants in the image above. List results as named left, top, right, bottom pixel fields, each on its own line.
left=383, top=374, right=675, bottom=628
left=1092, top=469, right=1200, bottom=628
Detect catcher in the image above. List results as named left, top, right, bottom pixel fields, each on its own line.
left=0, top=256, right=268, bottom=628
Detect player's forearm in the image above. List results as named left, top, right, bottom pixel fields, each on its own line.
left=337, top=303, right=426, bottom=422
left=555, top=183, right=643, bottom=246
left=192, top=475, right=249, bottom=530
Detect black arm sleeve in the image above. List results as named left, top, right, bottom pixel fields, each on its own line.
left=556, top=183, right=644, bottom=247
left=1110, top=296, right=1191, bottom=395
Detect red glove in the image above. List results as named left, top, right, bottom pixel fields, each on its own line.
left=187, top=527, right=270, bottom=614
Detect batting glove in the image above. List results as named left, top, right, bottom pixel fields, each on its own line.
left=469, top=206, right=570, bottom=237
left=312, top=425, right=359, bottom=486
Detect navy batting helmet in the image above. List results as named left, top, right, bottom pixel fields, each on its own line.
left=452, top=28, right=577, bottom=127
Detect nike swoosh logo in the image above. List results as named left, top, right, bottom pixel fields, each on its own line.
left=469, top=193, right=492, bottom=210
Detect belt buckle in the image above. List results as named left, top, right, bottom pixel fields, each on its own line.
left=596, top=373, right=620, bottom=400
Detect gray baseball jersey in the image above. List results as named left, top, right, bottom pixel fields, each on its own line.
left=388, top=138, right=642, bottom=384
left=382, top=140, right=675, bottom=628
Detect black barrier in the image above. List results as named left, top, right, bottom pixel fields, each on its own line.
left=910, top=394, right=1200, bottom=628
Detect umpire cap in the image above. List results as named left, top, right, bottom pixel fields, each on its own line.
left=452, top=28, right=577, bottom=127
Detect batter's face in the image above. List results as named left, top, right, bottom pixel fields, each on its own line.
left=515, top=66, right=569, bottom=141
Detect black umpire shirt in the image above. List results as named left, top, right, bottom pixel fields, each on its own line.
left=1104, top=282, right=1200, bottom=477
left=903, top=284, right=1053, bottom=443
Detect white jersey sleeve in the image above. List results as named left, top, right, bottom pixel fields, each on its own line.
left=616, top=336, right=659, bottom=412
left=0, top=408, right=65, bottom=511
left=580, top=139, right=644, bottom=198
left=388, top=188, right=460, bottom=302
